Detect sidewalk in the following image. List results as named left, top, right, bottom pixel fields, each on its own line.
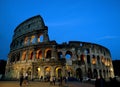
left=0, top=81, right=95, bottom=87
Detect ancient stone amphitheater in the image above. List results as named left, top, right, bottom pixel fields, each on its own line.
left=5, top=15, right=114, bottom=80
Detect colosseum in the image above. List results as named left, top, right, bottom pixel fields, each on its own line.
left=5, top=15, right=114, bottom=80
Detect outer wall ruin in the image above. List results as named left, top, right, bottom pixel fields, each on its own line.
left=5, top=15, right=114, bottom=80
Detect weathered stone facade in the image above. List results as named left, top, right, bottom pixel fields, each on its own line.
left=5, top=15, right=114, bottom=80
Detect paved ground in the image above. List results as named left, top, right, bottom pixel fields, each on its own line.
left=0, top=81, right=95, bottom=87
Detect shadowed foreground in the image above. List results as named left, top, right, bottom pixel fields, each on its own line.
left=0, top=81, right=94, bottom=87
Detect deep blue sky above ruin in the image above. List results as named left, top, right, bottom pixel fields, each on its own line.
left=0, top=0, right=120, bottom=60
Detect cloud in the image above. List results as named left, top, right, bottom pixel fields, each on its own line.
left=96, top=36, right=119, bottom=41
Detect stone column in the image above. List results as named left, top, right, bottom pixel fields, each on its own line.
left=42, top=49, right=45, bottom=60
left=43, top=30, right=49, bottom=42
left=62, top=66, right=65, bottom=77
left=89, top=48, right=92, bottom=64
left=20, top=51, right=22, bottom=61
left=35, top=34, right=38, bottom=44
left=32, top=50, right=36, bottom=61
left=40, top=67, right=44, bottom=77
left=84, top=55, right=88, bottom=77
left=50, top=67, right=54, bottom=76
left=62, top=51, right=66, bottom=58
left=51, top=45, right=57, bottom=60
left=26, top=51, right=29, bottom=61
left=28, top=37, right=31, bottom=45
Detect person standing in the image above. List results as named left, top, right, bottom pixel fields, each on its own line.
left=25, top=72, right=29, bottom=85
left=53, top=76, right=56, bottom=85
left=20, top=74, right=24, bottom=87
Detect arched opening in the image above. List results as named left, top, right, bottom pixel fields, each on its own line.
left=92, top=55, right=96, bottom=65
left=93, top=69, right=98, bottom=78
left=31, top=35, right=35, bottom=44
left=58, top=52, right=62, bottom=59
left=84, top=49, right=90, bottom=54
left=55, top=67, right=63, bottom=78
left=36, top=50, right=42, bottom=59
left=65, top=51, right=72, bottom=60
left=80, top=43, right=83, bottom=47
left=46, top=50, right=52, bottom=58
left=58, top=69, right=62, bottom=77
left=38, top=34, right=44, bottom=42
left=38, top=51, right=42, bottom=59
left=29, top=51, right=33, bottom=60
left=40, top=35, right=43, bottom=42
left=24, top=37, right=28, bottom=45
left=88, top=68, right=92, bottom=78
left=87, top=55, right=90, bottom=64
left=80, top=54, right=85, bottom=64
left=45, top=67, right=51, bottom=81
left=76, top=68, right=82, bottom=79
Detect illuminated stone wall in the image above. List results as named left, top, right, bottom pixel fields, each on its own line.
left=5, top=15, right=114, bottom=80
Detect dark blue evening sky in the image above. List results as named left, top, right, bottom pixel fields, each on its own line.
left=0, top=0, right=120, bottom=60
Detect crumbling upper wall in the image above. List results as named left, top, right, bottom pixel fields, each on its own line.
left=13, top=15, right=47, bottom=40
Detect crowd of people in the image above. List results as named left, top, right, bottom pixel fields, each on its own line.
left=19, top=74, right=68, bottom=87
left=19, top=74, right=120, bottom=87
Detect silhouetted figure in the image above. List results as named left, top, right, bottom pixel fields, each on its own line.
left=40, top=76, right=43, bottom=81
left=95, top=76, right=106, bottom=87
left=80, top=77, right=83, bottom=82
left=53, top=76, right=56, bottom=85
left=60, top=76, right=63, bottom=86
left=64, top=76, right=68, bottom=83
left=23, top=72, right=29, bottom=86
left=58, top=76, right=63, bottom=86
left=20, top=74, right=24, bottom=87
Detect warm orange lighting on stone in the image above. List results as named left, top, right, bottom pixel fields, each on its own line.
left=22, top=51, right=26, bottom=60
left=92, top=58, right=96, bottom=64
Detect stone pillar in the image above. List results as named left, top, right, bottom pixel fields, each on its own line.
left=20, top=51, right=22, bottom=61
left=62, top=66, right=65, bottom=77
left=26, top=51, right=28, bottom=61
left=35, top=34, right=38, bottom=44
left=28, top=37, right=31, bottom=45
left=42, top=49, right=45, bottom=60
left=97, top=69, right=100, bottom=78
left=43, top=30, right=49, bottom=42
left=89, top=48, right=92, bottom=64
left=40, top=67, right=44, bottom=77
left=62, top=51, right=66, bottom=58
left=51, top=67, right=54, bottom=76
left=51, top=45, right=57, bottom=60
left=84, top=55, right=87, bottom=77
left=33, top=50, right=36, bottom=61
